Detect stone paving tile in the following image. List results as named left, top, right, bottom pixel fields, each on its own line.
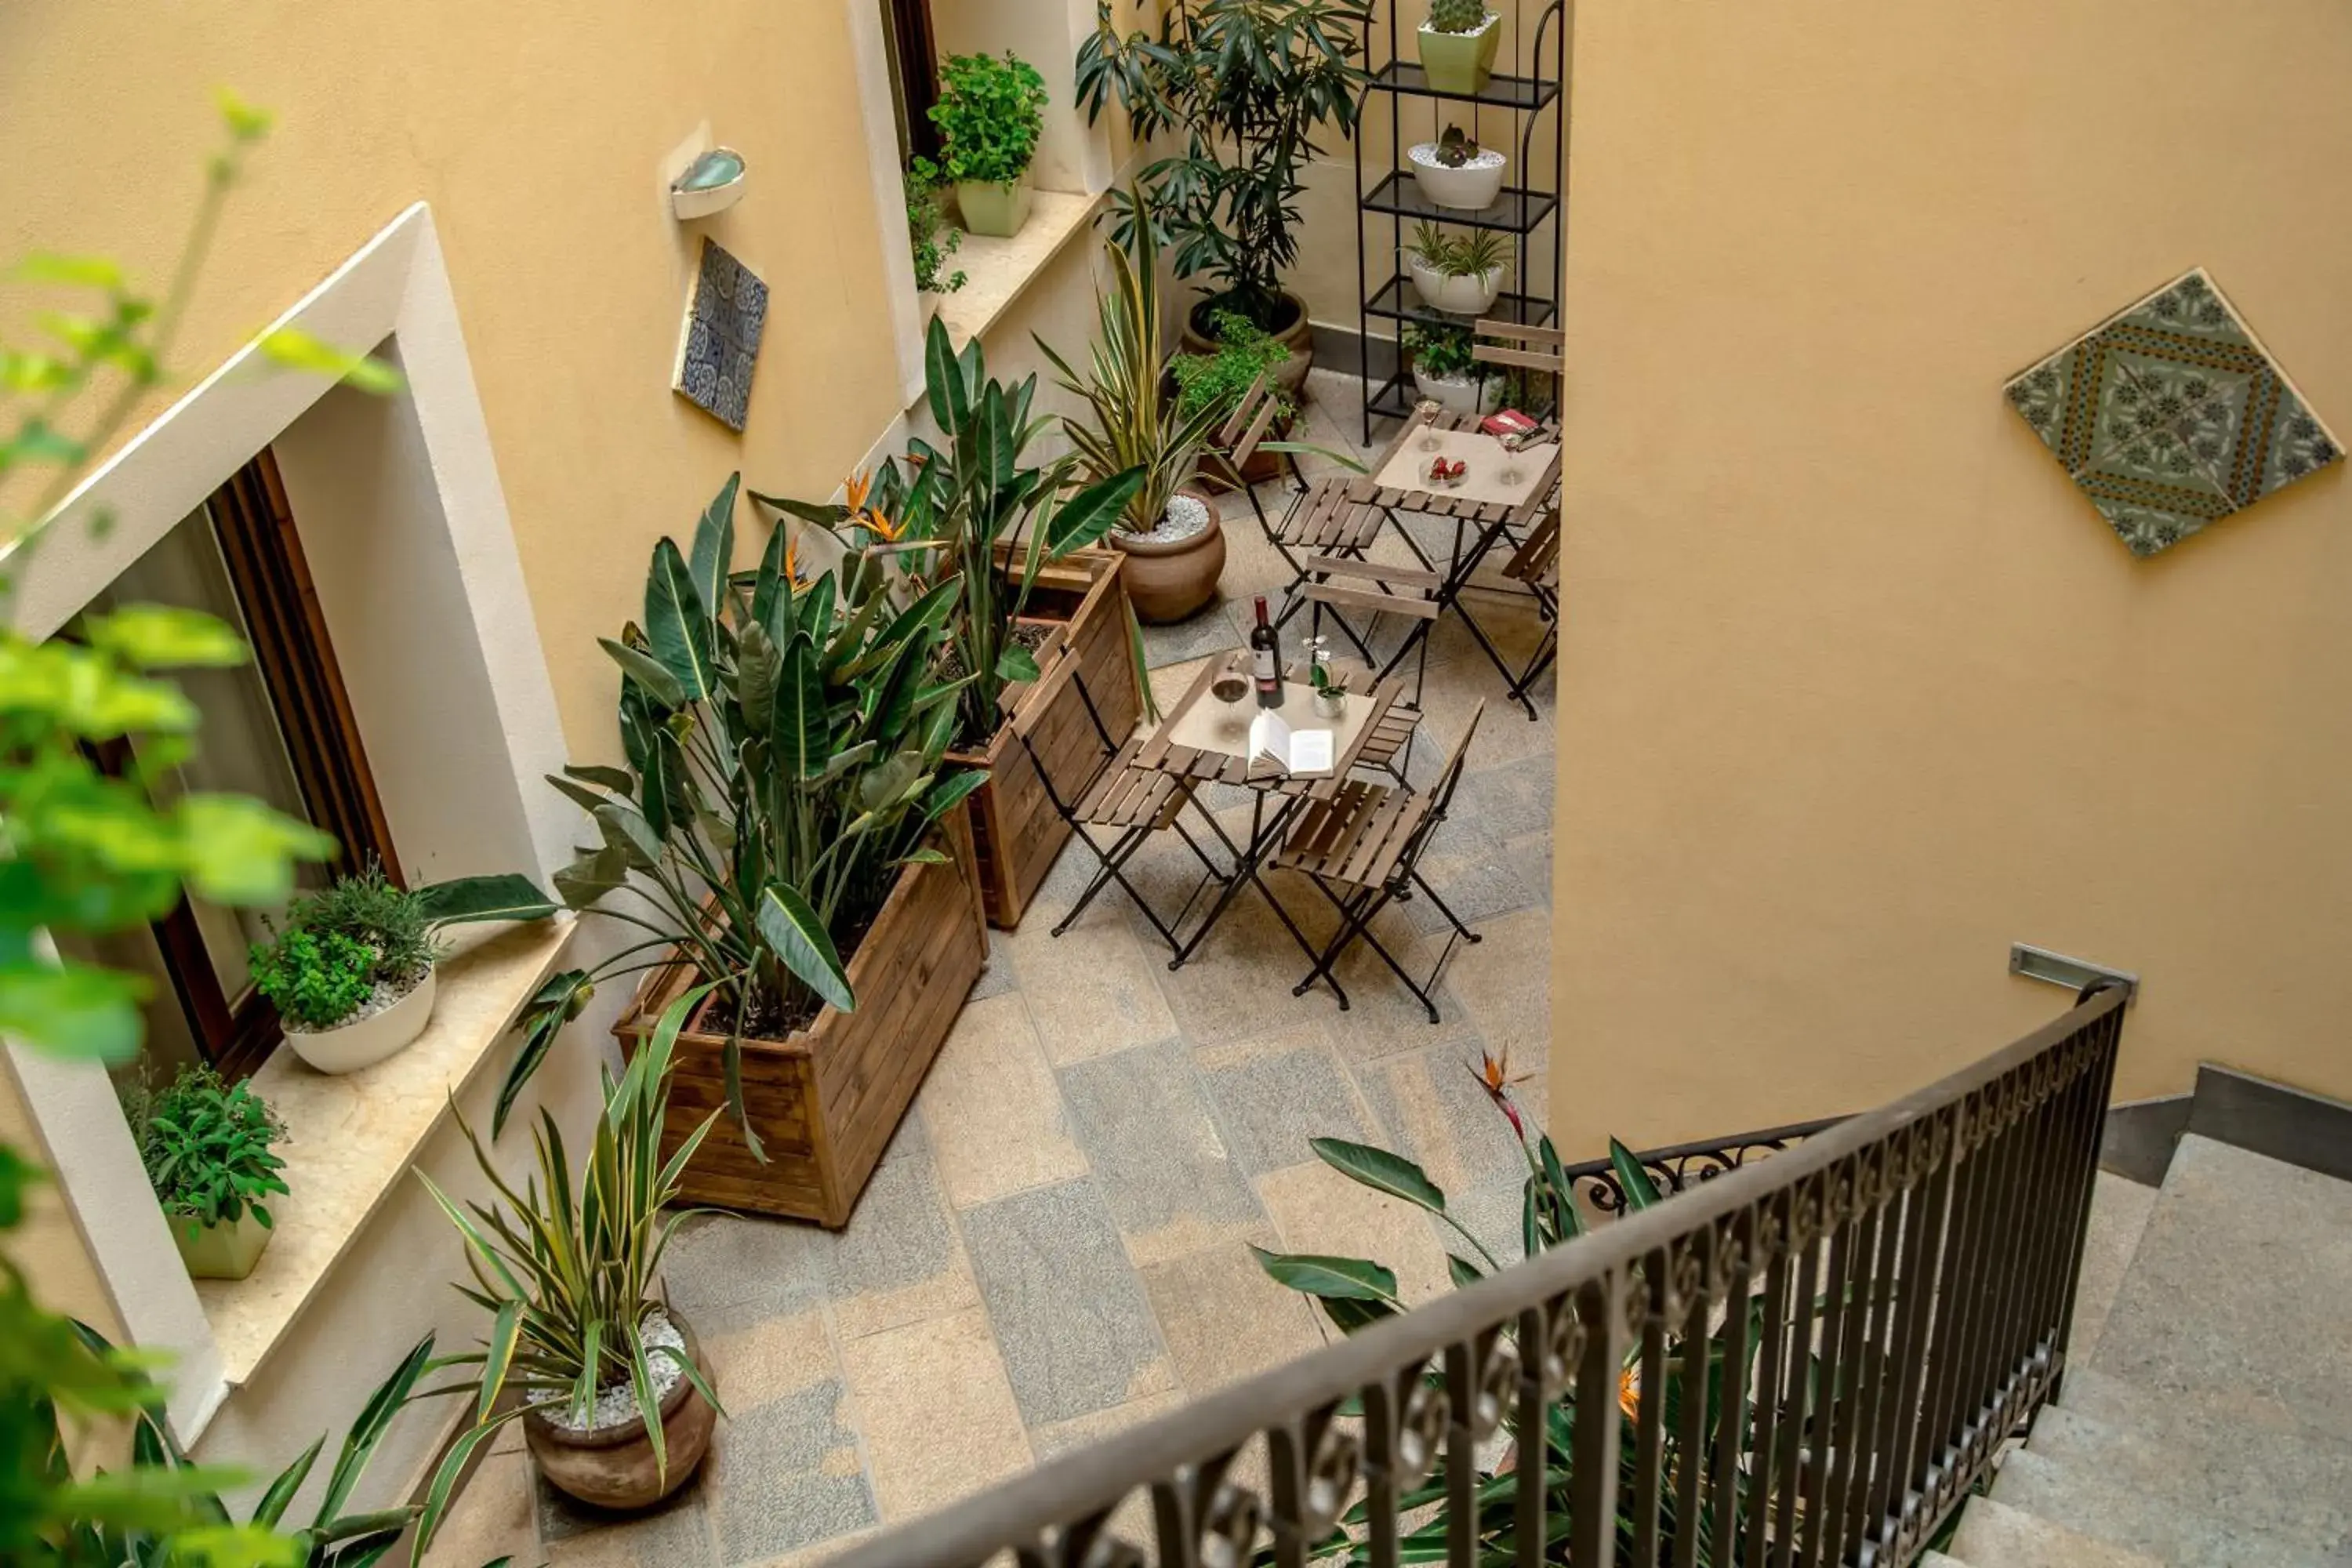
left=1449, top=752, right=1555, bottom=841
left=1058, top=1039, right=1265, bottom=1267
left=822, top=1134, right=978, bottom=1341
left=1503, top=828, right=1554, bottom=906
left=916, top=993, right=1087, bottom=1210
left=1399, top=830, right=1545, bottom=936
left=539, top=1474, right=718, bottom=1566
left=1193, top=1023, right=1376, bottom=1177
left=1028, top=1392, right=1189, bottom=1547
left=422, top=1447, right=535, bottom=1567
left=1138, top=1235, right=1328, bottom=1395
left=663, top=1210, right=833, bottom=1336
left=707, top=1381, right=875, bottom=1565
left=700, top=1308, right=833, bottom=1411
left=1443, top=907, right=1552, bottom=1069
left=1006, top=898, right=1183, bottom=1067
left=960, top=1178, right=1178, bottom=1426
left=839, top=1305, right=1031, bottom=1523
left=965, top=929, right=1019, bottom=1001
left=1255, top=1158, right=1453, bottom=1308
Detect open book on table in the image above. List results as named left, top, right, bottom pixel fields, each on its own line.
left=1247, top=708, right=1334, bottom=777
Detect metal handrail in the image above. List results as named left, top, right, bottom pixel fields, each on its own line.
left=836, top=985, right=2129, bottom=1568
left=1560, top=1116, right=1849, bottom=1216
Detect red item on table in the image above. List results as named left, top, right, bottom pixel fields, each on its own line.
left=1482, top=408, right=1539, bottom=439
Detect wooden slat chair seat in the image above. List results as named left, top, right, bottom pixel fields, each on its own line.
left=1269, top=702, right=1487, bottom=1022
left=1012, top=670, right=1236, bottom=952
left=1499, top=507, right=1561, bottom=703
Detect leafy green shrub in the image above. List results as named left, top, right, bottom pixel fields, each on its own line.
left=906, top=159, right=967, bottom=295
left=1407, top=220, right=1507, bottom=280
left=1170, top=309, right=1297, bottom=424
left=298, top=861, right=434, bottom=986
left=1427, top=0, right=1490, bottom=33
left=929, top=51, right=1048, bottom=188
left=129, top=1065, right=289, bottom=1231
left=1404, top=314, right=1479, bottom=379
left=251, top=926, right=376, bottom=1030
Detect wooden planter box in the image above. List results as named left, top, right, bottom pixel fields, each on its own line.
left=948, top=547, right=1141, bottom=930
left=612, top=802, right=987, bottom=1227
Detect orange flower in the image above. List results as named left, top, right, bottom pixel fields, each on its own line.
left=783, top=535, right=804, bottom=587
left=1617, top=1365, right=1640, bottom=1420
left=844, top=469, right=873, bottom=514
left=1468, top=1048, right=1534, bottom=1138
left=865, top=508, right=905, bottom=542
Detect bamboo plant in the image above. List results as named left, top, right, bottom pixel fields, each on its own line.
left=495, top=474, right=987, bottom=1140
left=760, top=319, right=1144, bottom=749
left=412, top=987, right=724, bottom=1556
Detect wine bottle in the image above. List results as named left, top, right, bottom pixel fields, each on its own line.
left=1250, top=594, right=1283, bottom=709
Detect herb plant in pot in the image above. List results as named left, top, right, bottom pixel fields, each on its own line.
left=930, top=50, right=1048, bottom=239
left=1406, top=314, right=1501, bottom=417
left=249, top=863, right=558, bottom=1075
left=416, top=1000, right=724, bottom=1516
left=1406, top=221, right=1508, bottom=316
left=1408, top=123, right=1508, bottom=212
left=130, top=1065, right=289, bottom=1280
left=1078, top=0, right=1370, bottom=388
left=1170, top=311, right=1298, bottom=488
left=906, top=158, right=967, bottom=320
left=1417, top=0, right=1502, bottom=96
left=503, top=474, right=1005, bottom=1221
left=1044, top=213, right=1232, bottom=625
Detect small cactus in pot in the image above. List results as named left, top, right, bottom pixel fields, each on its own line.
left=1419, top=0, right=1501, bottom=94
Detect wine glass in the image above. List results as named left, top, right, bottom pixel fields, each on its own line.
left=1210, top=651, right=1250, bottom=705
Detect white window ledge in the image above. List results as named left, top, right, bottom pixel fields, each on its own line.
left=934, top=189, right=1104, bottom=351
left=194, top=917, right=576, bottom=1385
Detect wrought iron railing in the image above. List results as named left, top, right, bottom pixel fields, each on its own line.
left=1562, top=1117, right=1848, bottom=1217
left=835, top=984, right=2128, bottom=1568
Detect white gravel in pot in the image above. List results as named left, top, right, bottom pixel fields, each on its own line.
left=1116, top=492, right=1212, bottom=545
left=538, top=1308, right=688, bottom=1435
left=1407, top=143, right=1506, bottom=174
left=286, top=967, right=426, bottom=1037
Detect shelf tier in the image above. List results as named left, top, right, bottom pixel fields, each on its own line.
left=1364, top=274, right=1559, bottom=328
left=1363, top=171, right=1558, bottom=235
left=1366, top=60, right=1563, bottom=114
left=1367, top=369, right=1421, bottom=422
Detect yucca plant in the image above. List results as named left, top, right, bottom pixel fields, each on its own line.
left=762, top=320, right=1144, bottom=750
left=1040, top=199, right=1230, bottom=539
left=412, top=986, right=724, bottom=1555
left=495, top=474, right=985, bottom=1139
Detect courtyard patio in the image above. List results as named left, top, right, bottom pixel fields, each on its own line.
left=423, top=368, right=1562, bottom=1568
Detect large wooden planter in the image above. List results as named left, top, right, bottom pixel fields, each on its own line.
left=948, top=547, right=1142, bottom=930
left=612, top=802, right=987, bottom=1227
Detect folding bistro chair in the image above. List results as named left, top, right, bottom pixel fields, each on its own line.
left=1287, top=657, right=1425, bottom=784
left=1012, top=669, right=1235, bottom=953
left=1472, top=317, right=1566, bottom=403
left=1206, top=373, right=1309, bottom=551
left=1270, top=702, right=1486, bottom=1021
left=1500, top=506, right=1560, bottom=706
left=1297, top=555, right=1439, bottom=713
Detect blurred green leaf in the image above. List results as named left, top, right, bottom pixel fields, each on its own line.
left=257, top=326, right=404, bottom=394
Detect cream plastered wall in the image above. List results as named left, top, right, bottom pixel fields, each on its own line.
left=0, top=0, right=905, bottom=759
left=0, top=1059, right=124, bottom=1339
left=1547, top=0, right=2352, bottom=1160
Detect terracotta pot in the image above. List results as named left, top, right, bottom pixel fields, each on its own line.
left=1183, top=292, right=1314, bottom=394
left=1113, top=487, right=1226, bottom=624
left=525, top=1313, right=717, bottom=1512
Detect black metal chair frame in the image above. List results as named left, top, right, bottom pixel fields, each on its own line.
left=1011, top=672, right=1238, bottom=955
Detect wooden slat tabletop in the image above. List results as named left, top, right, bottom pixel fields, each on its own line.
left=1140, top=652, right=1405, bottom=800
left=1350, top=408, right=1563, bottom=531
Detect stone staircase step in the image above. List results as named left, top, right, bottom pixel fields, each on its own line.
left=1994, top=1441, right=2338, bottom=1567
left=1948, top=1494, right=2165, bottom=1568
left=2069, top=1171, right=2158, bottom=1363
left=2092, top=1134, right=2352, bottom=1448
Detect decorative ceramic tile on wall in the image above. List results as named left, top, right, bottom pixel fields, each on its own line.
left=2005, top=268, right=2341, bottom=557
left=673, top=238, right=768, bottom=432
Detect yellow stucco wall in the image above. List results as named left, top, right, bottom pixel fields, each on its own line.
left=0, top=1061, right=124, bottom=1338
left=1548, top=0, right=2352, bottom=1157
left=0, top=0, right=906, bottom=759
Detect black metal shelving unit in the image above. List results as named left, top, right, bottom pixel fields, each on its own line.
left=1353, top=7, right=1568, bottom=442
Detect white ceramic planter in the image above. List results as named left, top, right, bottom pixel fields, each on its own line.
left=1407, top=255, right=1505, bottom=315
left=283, top=966, right=437, bottom=1074
left=1407, top=143, right=1509, bottom=212
left=1414, top=364, right=1504, bottom=419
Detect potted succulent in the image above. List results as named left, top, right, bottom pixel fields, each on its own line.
left=1170, top=310, right=1298, bottom=488
left=248, top=863, right=557, bottom=1075
left=1406, top=221, right=1508, bottom=315
left=1079, top=0, right=1370, bottom=386
left=130, top=1065, right=289, bottom=1281
left=1406, top=314, right=1501, bottom=417
left=1408, top=124, right=1508, bottom=212
left=929, top=50, right=1048, bottom=238
left=1417, top=0, right=1502, bottom=96
left=416, top=1000, right=724, bottom=1515
left=906, top=158, right=967, bottom=319
left=499, top=474, right=1000, bottom=1221
left=763, top=332, right=1146, bottom=931
left=1044, top=212, right=1232, bottom=625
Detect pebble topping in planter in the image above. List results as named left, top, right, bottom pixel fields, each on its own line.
left=1116, top=491, right=1212, bottom=546
left=1408, top=143, right=1505, bottom=174
left=283, top=970, right=423, bottom=1037
left=540, top=1308, right=688, bottom=1434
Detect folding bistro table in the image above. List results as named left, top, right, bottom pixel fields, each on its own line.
left=1136, top=655, right=1412, bottom=971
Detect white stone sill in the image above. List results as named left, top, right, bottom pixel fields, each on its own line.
left=933, top=187, right=1104, bottom=350
left=194, top=916, right=577, bottom=1386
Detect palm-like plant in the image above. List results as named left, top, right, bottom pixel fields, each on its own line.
left=1077, top=0, right=1372, bottom=334
left=414, top=989, right=724, bottom=1554
left=1040, top=205, right=1230, bottom=538
left=497, top=474, right=985, bottom=1139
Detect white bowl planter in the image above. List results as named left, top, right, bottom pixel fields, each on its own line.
left=1407, top=254, right=1505, bottom=315
left=1414, top=364, right=1504, bottom=419
left=1408, top=142, right=1508, bottom=212
left=283, top=966, right=437, bottom=1074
